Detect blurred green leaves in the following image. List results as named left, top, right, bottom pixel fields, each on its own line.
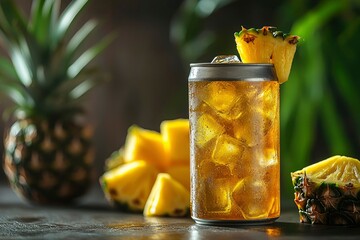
left=171, top=0, right=235, bottom=62
left=281, top=0, right=360, bottom=196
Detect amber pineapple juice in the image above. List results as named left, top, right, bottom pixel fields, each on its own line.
left=188, top=62, right=280, bottom=225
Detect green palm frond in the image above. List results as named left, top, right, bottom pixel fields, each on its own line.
left=0, top=0, right=27, bottom=42
left=0, top=57, right=18, bottom=80
left=54, top=0, right=88, bottom=47
left=67, top=33, right=114, bottom=79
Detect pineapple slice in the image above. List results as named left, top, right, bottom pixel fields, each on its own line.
left=291, top=155, right=360, bottom=225
left=144, top=173, right=190, bottom=217
left=160, top=119, right=190, bottom=166
left=301, top=155, right=360, bottom=186
left=100, top=160, right=158, bottom=212
left=123, top=125, right=167, bottom=171
left=235, top=26, right=300, bottom=84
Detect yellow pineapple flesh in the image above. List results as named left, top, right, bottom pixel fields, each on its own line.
left=123, top=125, right=168, bottom=171
left=235, top=26, right=300, bottom=84
left=143, top=173, right=190, bottom=217
left=100, top=119, right=191, bottom=216
left=100, top=160, right=159, bottom=212
left=291, top=155, right=360, bottom=225
left=160, top=119, right=190, bottom=166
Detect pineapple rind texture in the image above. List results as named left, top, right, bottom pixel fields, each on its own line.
left=4, top=118, right=94, bottom=204
left=291, top=156, right=360, bottom=225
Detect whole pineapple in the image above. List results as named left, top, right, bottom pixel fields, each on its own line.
left=0, top=0, right=110, bottom=204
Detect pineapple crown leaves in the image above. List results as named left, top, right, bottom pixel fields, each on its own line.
left=234, top=26, right=302, bottom=44
left=0, top=0, right=114, bottom=119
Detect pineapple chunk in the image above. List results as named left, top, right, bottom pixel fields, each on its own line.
left=123, top=125, right=167, bottom=171
left=166, top=165, right=190, bottom=191
left=101, top=119, right=191, bottom=216
left=160, top=119, right=190, bottom=166
left=161, top=119, right=191, bottom=191
left=100, top=160, right=158, bottom=212
left=104, top=147, right=125, bottom=171
left=235, top=26, right=300, bottom=84
left=144, top=173, right=190, bottom=217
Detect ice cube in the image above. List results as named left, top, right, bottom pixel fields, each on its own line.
left=232, top=82, right=278, bottom=144
left=189, top=81, right=209, bottom=112
left=199, top=160, right=232, bottom=179
left=204, top=177, right=232, bottom=213
left=211, top=55, right=241, bottom=63
left=233, top=110, right=261, bottom=147
left=194, top=160, right=233, bottom=214
left=254, top=82, right=279, bottom=124
left=212, top=134, right=245, bottom=170
left=268, top=196, right=280, bottom=218
left=233, top=107, right=274, bottom=147
left=216, top=82, right=260, bottom=121
left=202, top=82, right=239, bottom=116
left=254, top=81, right=279, bottom=108
left=258, top=148, right=278, bottom=167
left=241, top=81, right=262, bottom=101
left=195, top=114, right=225, bottom=148
left=200, top=81, right=268, bottom=121
left=232, top=178, right=274, bottom=220
left=231, top=146, right=256, bottom=179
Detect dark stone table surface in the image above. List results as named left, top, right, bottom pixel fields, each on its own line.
left=1, top=184, right=360, bottom=240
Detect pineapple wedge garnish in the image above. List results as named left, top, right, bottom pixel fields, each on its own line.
left=235, top=26, right=300, bottom=84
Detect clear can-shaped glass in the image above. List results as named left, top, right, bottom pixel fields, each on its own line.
left=188, top=63, right=280, bottom=225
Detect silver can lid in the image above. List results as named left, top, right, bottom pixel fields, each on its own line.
left=188, top=63, right=277, bottom=82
